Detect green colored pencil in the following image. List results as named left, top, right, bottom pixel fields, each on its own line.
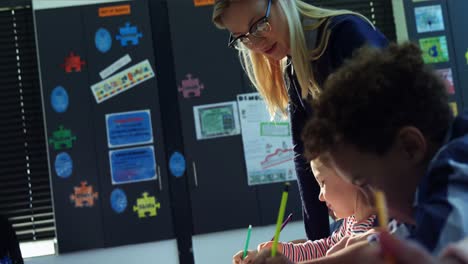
left=243, top=225, right=252, bottom=259
left=271, top=183, right=290, bottom=257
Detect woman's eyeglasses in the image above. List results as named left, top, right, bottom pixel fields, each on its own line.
left=227, top=0, right=272, bottom=49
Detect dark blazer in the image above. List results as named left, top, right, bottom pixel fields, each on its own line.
left=286, top=14, right=388, bottom=240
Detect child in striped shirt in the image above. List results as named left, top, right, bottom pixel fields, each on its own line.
left=233, top=156, right=377, bottom=264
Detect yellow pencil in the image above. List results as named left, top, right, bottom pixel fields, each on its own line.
left=271, top=183, right=290, bottom=257
left=374, top=191, right=388, bottom=229
left=374, top=190, right=394, bottom=264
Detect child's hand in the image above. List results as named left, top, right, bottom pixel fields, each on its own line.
left=345, top=228, right=379, bottom=247
left=377, top=231, right=436, bottom=264
left=440, top=238, right=468, bottom=264
left=257, top=241, right=284, bottom=254
left=325, top=240, right=383, bottom=263
left=232, top=249, right=258, bottom=264
left=327, top=232, right=435, bottom=263
left=326, top=235, right=350, bottom=256
left=326, top=229, right=380, bottom=256
left=252, top=248, right=294, bottom=264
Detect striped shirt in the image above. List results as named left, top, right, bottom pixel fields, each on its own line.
left=282, top=215, right=376, bottom=262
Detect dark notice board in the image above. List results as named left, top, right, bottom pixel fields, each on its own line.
left=35, top=0, right=174, bottom=253
left=166, top=0, right=304, bottom=235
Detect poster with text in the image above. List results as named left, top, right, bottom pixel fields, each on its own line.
left=237, top=93, right=297, bottom=186
left=193, top=101, right=241, bottom=140
left=106, top=110, right=153, bottom=148
left=109, top=146, right=157, bottom=185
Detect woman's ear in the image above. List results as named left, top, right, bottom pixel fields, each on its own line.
left=396, top=126, right=427, bottom=164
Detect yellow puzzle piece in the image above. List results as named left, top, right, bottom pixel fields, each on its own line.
left=133, top=192, right=161, bottom=218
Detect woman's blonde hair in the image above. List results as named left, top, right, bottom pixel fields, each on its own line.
left=213, top=0, right=373, bottom=116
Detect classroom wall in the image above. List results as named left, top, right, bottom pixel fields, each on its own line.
left=31, top=0, right=181, bottom=262
left=32, top=0, right=409, bottom=43
left=26, top=0, right=410, bottom=263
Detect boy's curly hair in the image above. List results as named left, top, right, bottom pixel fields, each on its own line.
left=302, top=42, right=453, bottom=160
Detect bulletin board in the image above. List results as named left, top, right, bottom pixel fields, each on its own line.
left=35, top=0, right=174, bottom=253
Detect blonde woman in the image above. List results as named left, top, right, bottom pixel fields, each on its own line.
left=212, top=0, right=387, bottom=241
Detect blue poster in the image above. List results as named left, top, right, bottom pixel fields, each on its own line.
left=95, top=28, right=112, bottom=53
left=110, top=188, right=128, bottom=213
left=414, top=5, right=445, bottom=33
left=50, top=86, right=69, bottom=113
left=109, top=146, right=157, bottom=185
left=169, top=151, right=186, bottom=177
left=106, top=110, right=153, bottom=148
left=0, top=256, right=12, bottom=264
left=54, top=152, right=73, bottom=178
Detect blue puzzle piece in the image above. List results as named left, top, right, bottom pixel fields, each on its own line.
left=116, top=22, right=143, bottom=46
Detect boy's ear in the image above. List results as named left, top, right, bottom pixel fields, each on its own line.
left=396, top=126, right=427, bottom=164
